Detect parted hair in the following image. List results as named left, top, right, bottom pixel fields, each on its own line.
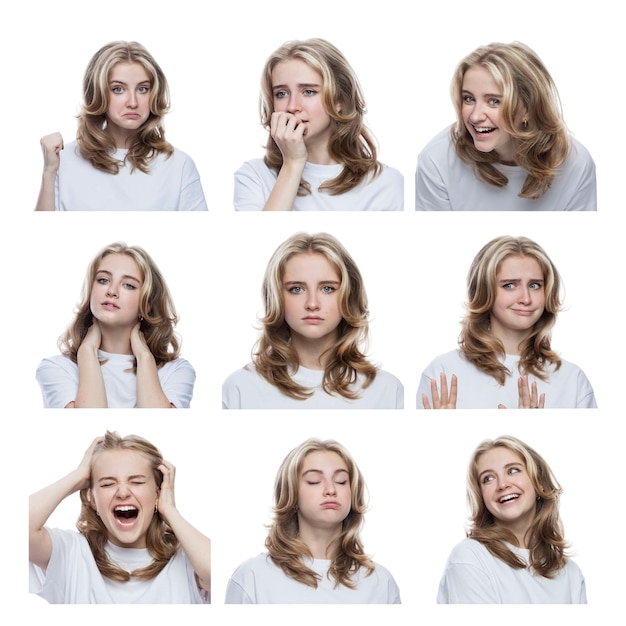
left=265, top=438, right=375, bottom=589
left=59, top=242, right=180, bottom=370
left=459, top=236, right=562, bottom=384
left=451, top=41, right=570, bottom=199
left=467, top=435, right=569, bottom=578
left=260, top=38, right=381, bottom=196
left=76, top=41, right=173, bottom=174
left=78, top=431, right=179, bottom=582
left=252, top=232, right=377, bottom=399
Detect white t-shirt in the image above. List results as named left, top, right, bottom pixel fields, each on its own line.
left=55, top=141, right=208, bottom=211
left=222, top=363, right=404, bottom=409
left=415, top=127, right=596, bottom=211
left=29, top=528, right=208, bottom=604
left=416, top=349, right=596, bottom=409
left=36, top=350, right=195, bottom=408
left=437, top=538, right=586, bottom=604
left=234, top=159, right=404, bottom=211
left=225, top=552, right=401, bottom=604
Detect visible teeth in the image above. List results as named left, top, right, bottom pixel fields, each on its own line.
left=115, top=505, right=137, bottom=511
left=475, top=127, right=495, bottom=134
left=499, top=495, right=519, bottom=503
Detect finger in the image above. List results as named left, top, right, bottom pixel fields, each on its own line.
left=422, top=393, right=431, bottom=410
left=518, top=376, right=531, bottom=408
left=530, top=381, right=539, bottom=408
left=539, top=393, right=546, bottom=409
left=449, top=375, right=458, bottom=407
left=497, top=404, right=507, bottom=409
left=429, top=378, right=440, bottom=407
left=438, top=373, right=449, bottom=405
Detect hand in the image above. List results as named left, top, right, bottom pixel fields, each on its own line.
left=40, top=132, right=64, bottom=175
left=422, top=373, right=457, bottom=409
left=130, top=322, right=151, bottom=358
left=76, top=436, right=105, bottom=489
left=79, top=319, right=102, bottom=354
left=498, top=375, right=545, bottom=409
left=156, top=460, right=177, bottom=520
left=270, top=111, right=308, bottom=164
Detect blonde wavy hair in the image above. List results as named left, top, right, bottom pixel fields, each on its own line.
left=467, top=435, right=569, bottom=578
left=59, top=242, right=180, bottom=370
left=459, top=236, right=562, bottom=384
left=260, top=38, right=381, bottom=196
left=76, top=41, right=173, bottom=174
left=451, top=41, right=570, bottom=199
left=252, top=232, right=377, bottom=399
left=266, top=438, right=375, bottom=589
left=78, top=431, right=179, bottom=582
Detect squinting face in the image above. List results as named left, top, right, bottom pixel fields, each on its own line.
left=477, top=446, right=538, bottom=535
left=90, top=253, right=143, bottom=329
left=461, top=66, right=516, bottom=162
left=105, top=62, right=152, bottom=145
left=297, top=450, right=352, bottom=533
left=282, top=252, right=343, bottom=347
left=490, top=255, right=546, bottom=341
left=89, top=449, right=159, bottom=549
left=272, top=59, right=334, bottom=148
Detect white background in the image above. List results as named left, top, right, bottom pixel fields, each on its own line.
left=3, top=0, right=624, bottom=623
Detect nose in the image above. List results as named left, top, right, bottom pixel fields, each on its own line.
left=496, top=474, right=510, bottom=490
left=323, top=481, right=337, bottom=496
left=287, top=92, right=301, bottom=114
left=305, top=291, right=320, bottom=311
left=468, top=101, right=487, bottom=123
left=518, top=285, right=531, bottom=304
left=116, top=482, right=131, bottom=498
left=106, top=282, right=118, bottom=298
left=127, top=89, right=138, bottom=108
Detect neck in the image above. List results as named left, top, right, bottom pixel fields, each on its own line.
left=490, top=320, right=531, bottom=356
left=297, top=519, right=341, bottom=559
left=304, top=136, right=338, bottom=166
left=106, top=127, right=135, bottom=150
left=291, top=333, right=337, bottom=370
left=99, top=325, right=133, bottom=355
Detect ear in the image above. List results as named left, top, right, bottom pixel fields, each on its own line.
left=88, top=488, right=97, bottom=511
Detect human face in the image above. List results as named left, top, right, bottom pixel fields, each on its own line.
left=272, top=59, right=334, bottom=149
left=461, top=66, right=515, bottom=162
left=282, top=252, right=343, bottom=348
left=297, top=450, right=351, bottom=534
left=89, top=449, right=159, bottom=549
left=90, top=253, right=143, bottom=329
left=477, top=447, right=538, bottom=543
left=105, top=62, right=152, bottom=147
left=490, top=255, right=545, bottom=344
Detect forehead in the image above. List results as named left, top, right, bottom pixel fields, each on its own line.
left=301, top=450, right=348, bottom=473
left=96, top=253, right=143, bottom=279
left=462, top=66, right=500, bottom=94
left=91, top=448, right=153, bottom=478
left=496, top=254, right=543, bottom=278
left=272, top=58, right=323, bottom=86
left=283, top=252, right=340, bottom=281
left=109, top=61, right=151, bottom=83
left=477, top=446, right=524, bottom=472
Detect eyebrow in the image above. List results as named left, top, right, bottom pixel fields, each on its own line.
left=272, top=82, right=321, bottom=91
left=478, top=462, right=523, bottom=480
left=462, top=89, right=503, bottom=98
left=283, top=280, right=341, bottom=287
left=302, top=468, right=349, bottom=477
left=497, top=278, right=544, bottom=284
left=96, top=270, right=142, bottom=283
left=97, top=473, right=148, bottom=483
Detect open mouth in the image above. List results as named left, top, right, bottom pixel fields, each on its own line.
left=474, top=126, right=496, bottom=135
left=498, top=494, right=519, bottom=504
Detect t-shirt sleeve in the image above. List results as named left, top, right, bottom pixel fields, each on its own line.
left=576, top=368, right=597, bottom=408
left=36, top=357, right=78, bottom=408
left=415, top=149, right=452, bottom=211
left=222, top=371, right=244, bottom=409
left=160, top=359, right=196, bottom=408
left=233, top=161, right=269, bottom=211
left=178, top=155, right=208, bottom=211
left=563, top=145, right=597, bottom=211
left=224, top=562, right=256, bottom=603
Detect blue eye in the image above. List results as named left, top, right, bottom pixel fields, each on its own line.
left=321, top=285, right=335, bottom=294
left=488, top=98, right=501, bottom=106
left=137, top=86, right=150, bottom=94
left=289, top=286, right=303, bottom=294
left=275, top=90, right=288, bottom=99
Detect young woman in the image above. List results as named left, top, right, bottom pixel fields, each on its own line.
left=225, top=438, right=400, bottom=603
left=415, top=41, right=596, bottom=211
left=29, top=431, right=211, bottom=603
left=417, top=236, right=596, bottom=409
left=234, top=38, right=403, bottom=211
left=36, top=242, right=195, bottom=408
left=35, top=41, right=207, bottom=211
left=438, top=435, right=586, bottom=603
left=222, top=232, right=403, bottom=408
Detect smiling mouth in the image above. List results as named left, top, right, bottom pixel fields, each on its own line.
left=498, top=494, right=520, bottom=504
left=473, top=126, right=496, bottom=134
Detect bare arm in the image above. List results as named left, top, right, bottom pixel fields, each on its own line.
left=157, top=461, right=211, bottom=593
left=34, top=133, right=63, bottom=211
left=29, top=437, right=103, bottom=570
left=262, top=112, right=307, bottom=211
left=73, top=321, right=107, bottom=408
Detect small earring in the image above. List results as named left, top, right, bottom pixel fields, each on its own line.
left=523, top=119, right=528, bottom=130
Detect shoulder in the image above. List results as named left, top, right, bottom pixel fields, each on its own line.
left=372, top=369, right=403, bottom=389
left=445, top=538, right=491, bottom=564
left=418, top=126, right=455, bottom=159
left=223, top=363, right=259, bottom=386
left=36, top=354, right=76, bottom=375
left=567, top=136, right=595, bottom=168
left=161, top=357, right=195, bottom=375
left=235, top=158, right=273, bottom=178
left=423, top=349, right=466, bottom=371
left=376, top=163, right=404, bottom=183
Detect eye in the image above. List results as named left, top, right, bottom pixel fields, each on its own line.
left=111, top=86, right=123, bottom=94
left=488, top=98, right=501, bottom=106
left=123, top=283, right=136, bottom=290
left=481, top=474, right=494, bottom=484
left=502, top=282, right=515, bottom=290
left=335, top=480, right=348, bottom=485
left=303, top=89, right=316, bottom=96
left=462, top=95, right=475, bottom=104
left=274, top=90, right=288, bottom=99
left=97, top=277, right=109, bottom=285
left=321, top=285, right=336, bottom=294
left=508, top=467, right=521, bottom=475
left=137, top=86, right=150, bottom=94
left=306, top=481, right=321, bottom=485
left=100, top=482, right=114, bottom=488
left=131, top=480, right=146, bottom=485
left=288, top=286, right=303, bottom=294
left=530, top=282, right=543, bottom=290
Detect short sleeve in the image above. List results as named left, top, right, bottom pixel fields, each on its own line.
left=36, top=357, right=78, bottom=408
left=160, top=359, right=196, bottom=408
left=178, top=155, right=208, bottom=211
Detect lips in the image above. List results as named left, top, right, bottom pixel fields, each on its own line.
left=498, top=494, right=520, bottom=504
left=101, top=301, right=119, bottom=310
left=113, top=505, right=139, bottom=526
left=321, top=500, right=341, bottom=509
left=473, top=125, right=496, bottom=134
